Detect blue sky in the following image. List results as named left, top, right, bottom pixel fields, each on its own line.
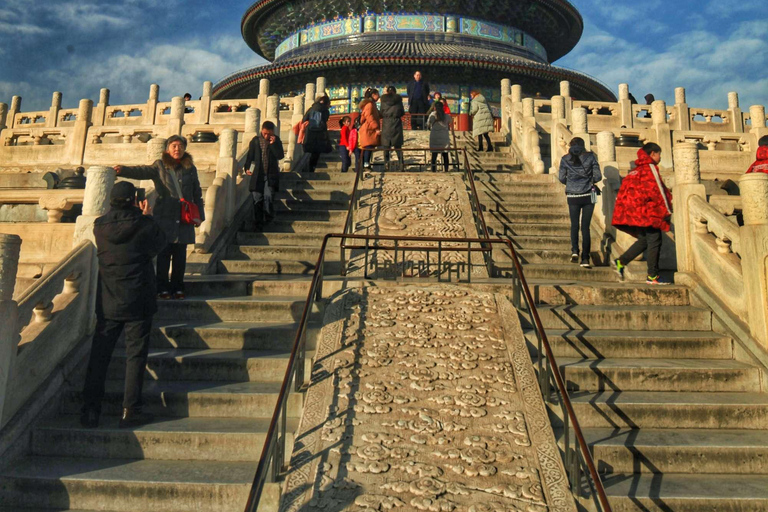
left=1, top=0, right=766, bottom=112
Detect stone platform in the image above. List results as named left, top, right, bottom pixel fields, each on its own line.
left=279, top=284, right=575, bottom=512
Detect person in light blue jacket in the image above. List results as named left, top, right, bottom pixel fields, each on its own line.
left=558, top=137, right=602, bottom=267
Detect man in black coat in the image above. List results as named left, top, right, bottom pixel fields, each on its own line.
left=406, top=70, right=430, bottom=130
left=81, top=181, right=167, bottom=429
left=245, top=120, right=285, bottom=226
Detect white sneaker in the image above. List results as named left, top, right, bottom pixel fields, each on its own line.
left=570, top=253, right=579, bottom=264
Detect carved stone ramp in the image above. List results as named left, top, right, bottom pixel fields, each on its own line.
left=280, top=285, right=576, bottom=512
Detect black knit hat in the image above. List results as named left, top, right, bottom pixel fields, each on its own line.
left=111, top=181, right=136, bottom=207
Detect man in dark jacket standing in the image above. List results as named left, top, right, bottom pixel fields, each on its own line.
left=406, top=71, right=430, bottom=130
left=245, top=121, right=284, bottom=226
left=81, top=181, right=167, bottom=429
left=380, top=86, right=405, bottom=170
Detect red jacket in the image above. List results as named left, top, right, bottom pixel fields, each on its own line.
left=747, top=146, right=768, bottom=174
left=612, top=150, right=673, bottom=236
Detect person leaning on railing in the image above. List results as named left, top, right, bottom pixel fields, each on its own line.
left=81, top=181, right=167, bottom=429
left=114, top=135, right=204, bottom=300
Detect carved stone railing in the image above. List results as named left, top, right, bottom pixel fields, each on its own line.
left=503, top=93, right=545, bottom=174
left=0, top=166, right=113, bottom=427
left=0, top=189, right=85, bottom=223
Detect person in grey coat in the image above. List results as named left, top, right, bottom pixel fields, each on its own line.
left=114, top=135, right=204, bottom=299
left=470, top=90, right=494, bottom=152
left=380, top=86, right=405, bottom=168
left=427, top=103, right=451, bottom=172
left=558, top=137, right=602, bottom=267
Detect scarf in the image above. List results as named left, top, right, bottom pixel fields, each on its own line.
left=259, top=135, right=270, bottom=176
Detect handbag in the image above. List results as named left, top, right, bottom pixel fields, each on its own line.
left=169, top=169, right=200, bottom=225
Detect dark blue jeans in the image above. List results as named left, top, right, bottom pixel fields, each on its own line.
left=362, top=146, right=375, bottom=166
left=338, top=145, right=351, bottom=173
left=568, top=201, right=595, bottom=261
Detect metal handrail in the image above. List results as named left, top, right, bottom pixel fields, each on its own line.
left=242, top=234, right=612, bottom=511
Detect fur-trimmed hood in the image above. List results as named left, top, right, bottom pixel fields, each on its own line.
left=162, top=152, right=194, bottom=170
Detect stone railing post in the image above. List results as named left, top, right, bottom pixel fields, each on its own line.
left=0, top=103, right=7, bottom=133
left=199, top=81, right=213, bottom=125
left=142, top=138, right=166, bottom=207
left=68, top=99, right=92, bottom=166
left=287, top=94, right=304, bottom=170
left=8, top=96, right=21, bottom=129
left=168, top=96, right=185, bottom=137
left=48, top=92, right=62, bottom=128
left=618, top=84, right=633, bottom=129
left=674, top=87, right=690, bottom=131
left=571, top=107, right=589, bottom=149
left=728, top=92, right=743, bottom=134
left=243, top=107, right=260, bottom=148
left=501, top=79, right=511, bottom=98
left=560, top=81, right=572, bottom=123
left=652, top=100, right=673, bottom=167
left=266, top=94, right=280, bottom=134
left=749, top=105, right=767, bottom=143
left=257, top=79, right=270, bottom=119
left=0, top=234, right=22, bottom=425
left=93, top=88, right=110, bottom=126
left=145, top=84, right=159, bottom=125
left=75, top=166, right=115, bottom=332
left=304, top=83, right=316, bottom=114
left=218, top=128, right=238, bottom=224
left=595, top=131, right=620, bottom=251
left=738, top=173, right=768, bottom=347
left=550, top=95, right=566, bottom=173
left=672, top=142, right=706, bottom=273
left=522, top=98, right=534, bottom=119
left=501, top=95, right=512, bottom=140
left=316, top=76, right=327, bottom=97
left=511, top=84, right=522, bottom=112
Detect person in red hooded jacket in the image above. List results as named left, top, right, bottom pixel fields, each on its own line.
left=746, top=136, right=768, bottom=174
left=611, top=143, right=673, bottom=285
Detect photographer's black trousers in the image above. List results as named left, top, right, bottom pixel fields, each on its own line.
left=82, top=316, right=152, bottom=412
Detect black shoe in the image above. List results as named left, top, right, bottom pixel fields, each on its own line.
left=118, top=408, right=154, bottom=429
left=80, top=407, right=100, bottom=429
left=486, top=147, right=494, bottom=153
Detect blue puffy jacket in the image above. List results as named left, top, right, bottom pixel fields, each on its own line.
left=558, top=152, right=602, bottom=196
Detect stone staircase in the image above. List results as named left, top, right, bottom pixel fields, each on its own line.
left=0, top=158, right=353, bottom=511
left=473, top=144, right=768, bottom=510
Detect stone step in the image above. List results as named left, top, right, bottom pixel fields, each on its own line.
left=558, top=357, right=760, bottom=393
left=528, top=281, right=691, bottom=306
left=226, top=245, right=335, bottom=261
left=480, top=189, right=564, bottom=201
left=580, top=427, right=768, bottom=475
left=482, top=210, right=570, bottom=224
left=271, top=208, right=346, bottom=222
left=152, top=321, right=300, bottom=350
left=273, top=198, right=348, bottom=211
left=505, top=235, right=571, bottom=251
left=531, top=330, right=733, bottom=360
left=62, top=379, right=303, bottom=418
left=513, top=248, right=577, bottom=264
left=487, top=220, right=571, bottom=237
left=535, top=305, right=712, bottom=331
left=600, top=473, right=768, bottom=511
left=254, top=219, right=344, bottom=234
left=499, top=263, right=619, bottom=282
left=180, top=275, right=253, bottom=298
left=480, top=201, right=565, bottom=214
left=474, top=173, right=556, bottom=184
left=32, top=415, right=296, bottom=462
left=218, top=258, right=342, bottom=275
left=274, top=189, right=350, bottom=201
left=236, top=231, right=329, bottom=247
left=107, top=348, right=297, bottom=382
left=0, top=456, right=257, bottom=512
left=569, top=391, right=768, bottom=429
left=154, top=296, right=309, bottom=323
left=476, top=180, right=560, bottom=192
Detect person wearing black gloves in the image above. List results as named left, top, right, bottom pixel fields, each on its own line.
left=81, top=181, right=167, bottom=429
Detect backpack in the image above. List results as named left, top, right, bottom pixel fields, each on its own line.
left=308, top=109, right=324, bottom=131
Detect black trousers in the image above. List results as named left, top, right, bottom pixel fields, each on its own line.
left=477, top=133, right=492, bottom=151
left=568, top=201, right=595, bottom=260
left=619, top=227, right=663, bottom=277
left=308, top=152, right=321, bottom=172
left=338, top=146, right=351, bottom=173
left=410, top=102, right=428, bottom=130
left=82, top=316, right=152, bottom=411
left=157, top=242, right=186, bottom=293
left=431, top=152, right=449, bottom=172
left=384, top=148, right=404, bottom=164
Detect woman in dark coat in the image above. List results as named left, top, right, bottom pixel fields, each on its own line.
left=302, top=95, right=331, bottom=172
left=245, top=120, right=284, bottom=225
left=115, top=134, right=204, bottom=299
left=380, top=86, right=405, bottom=169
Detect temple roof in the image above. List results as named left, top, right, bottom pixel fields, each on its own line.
left=213, top=40, right=614, bottom=101
left=241, top=0, right=583, bottom=61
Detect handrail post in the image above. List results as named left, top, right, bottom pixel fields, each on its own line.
left=0, top=234, right=22, bottom=426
